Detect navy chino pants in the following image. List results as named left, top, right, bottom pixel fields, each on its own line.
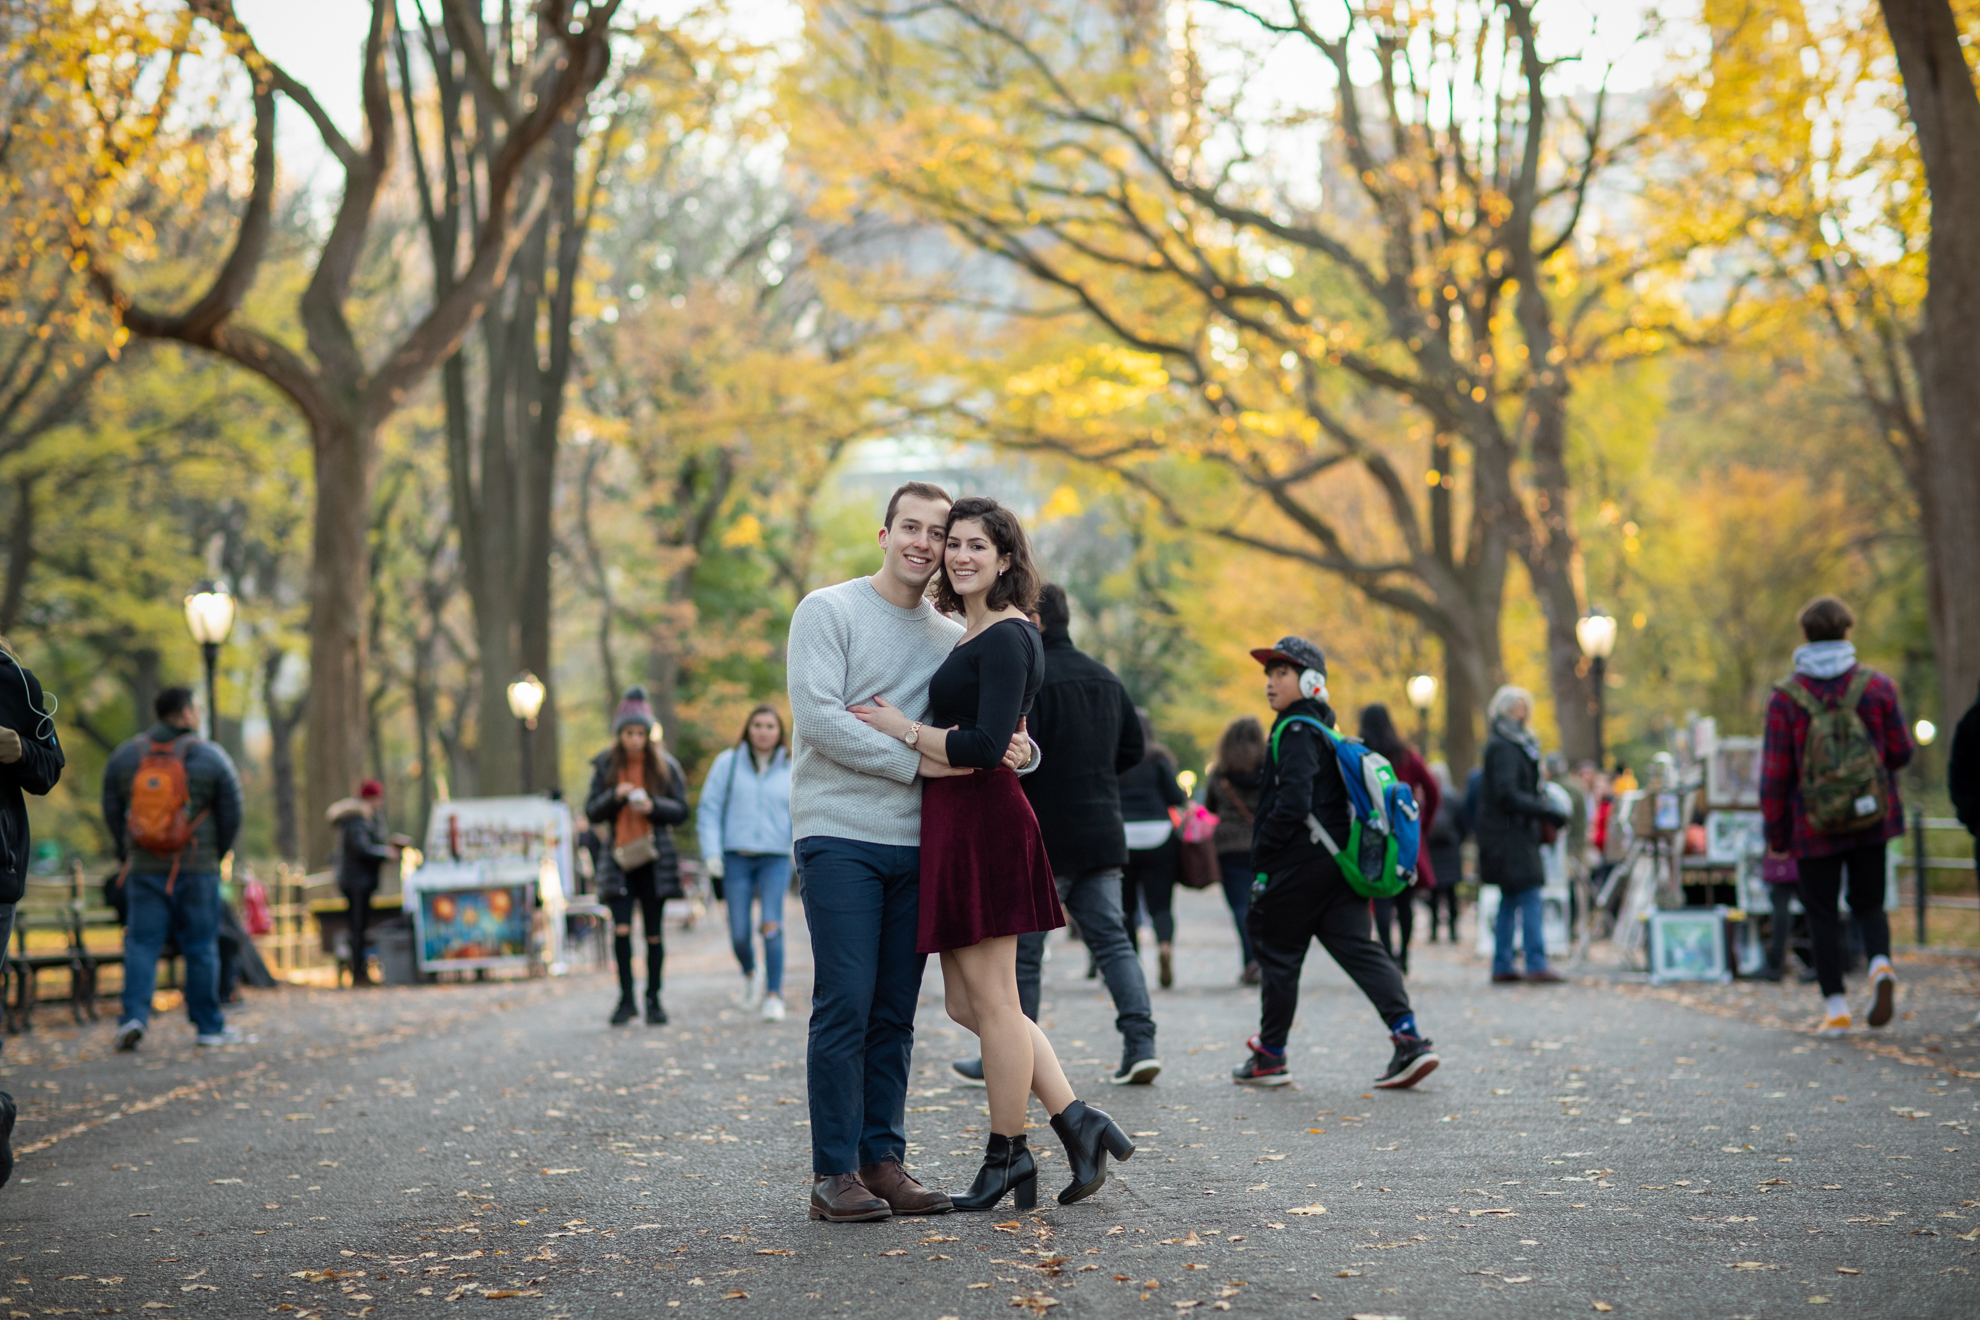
left=794, top=836, right=926, bottom=1176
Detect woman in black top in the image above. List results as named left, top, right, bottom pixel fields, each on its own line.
left=1203, top=716, right=1266, bottom=984
left=854, top=497, right=1131, bottom=1213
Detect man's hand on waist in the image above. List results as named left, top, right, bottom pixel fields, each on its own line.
left=1004, top=719, right=1035, bottom=773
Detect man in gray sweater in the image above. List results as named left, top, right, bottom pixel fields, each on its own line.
left=101, top=686, right=244, bottom=1049
left=787, top=481, right=1035, bottom=1222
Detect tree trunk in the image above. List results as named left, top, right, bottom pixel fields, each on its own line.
left=263, top=646, right=306, bottom=862
left=1879, top=0, right=1980, bottom=730
left=304, top=410, right=375, bottom=866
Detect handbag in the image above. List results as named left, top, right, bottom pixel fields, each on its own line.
left=612, top=831, right=660, bottom=872
left=242, top=876, right=274, bottom=936
left=1177, top=802, right=1222, bottom=890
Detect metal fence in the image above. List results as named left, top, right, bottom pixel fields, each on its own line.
left=1894, top=817, right=1978, bottom=944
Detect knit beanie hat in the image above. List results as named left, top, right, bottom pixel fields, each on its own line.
left=614, top=685, right=657, bottom=734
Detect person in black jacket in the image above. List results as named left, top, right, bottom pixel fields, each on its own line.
left=1478, top=685, right=1569, bottom=984
left=584, top=687, right=689, bottom=1026
left=1231, top=637, right=1438, bottom=1092
left=1119, top=711, right=1188, bottom=987
left=0, top=642, right=60, bottom=1185
left=951, top=585, right=1159, bottom=1088
left=326, top=779, right=403, bottom=986
left=1950, top=680, right=1980, bottom=1029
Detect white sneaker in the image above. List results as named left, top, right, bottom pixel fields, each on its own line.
left=196, top=1027, right=250, bottom=1046
left=760, top=994, right=785, bottom=1022
left=749, top=965, right=766, bottom=1009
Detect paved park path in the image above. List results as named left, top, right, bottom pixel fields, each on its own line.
left=1, top=888, right=1975, bottom=1319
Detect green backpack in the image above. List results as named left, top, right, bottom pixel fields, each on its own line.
left=1774, top=668, right=1887, bottom=834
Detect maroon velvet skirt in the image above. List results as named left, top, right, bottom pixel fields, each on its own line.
left=917, top=765, right=1064, bottom=954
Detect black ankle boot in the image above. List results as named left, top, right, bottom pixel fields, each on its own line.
left=645, top=991, right=667, bottom=1025
left=1049, top=1099, right=1134, bottom=1205
left=610, top=995, right=637, bottom=1026
left=950, top=1132, right=1036, bottom=1212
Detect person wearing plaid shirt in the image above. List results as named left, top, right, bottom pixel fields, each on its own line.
left=1760, top=596, right=1913, bottom=1037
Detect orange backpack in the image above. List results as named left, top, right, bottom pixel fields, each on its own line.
left=118, top=734, right=207, bottom=892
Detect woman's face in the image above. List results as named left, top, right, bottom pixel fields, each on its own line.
left=944, top=517, right=1010, bottom=602
left=747, top=712, right=782, bottom=752
left=619, top=723, right=650, bottom=756
left=1508, top=697, right=1531, bottom=726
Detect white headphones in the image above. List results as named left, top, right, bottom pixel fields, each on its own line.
left=1299, top=669, right=1328, bottom=703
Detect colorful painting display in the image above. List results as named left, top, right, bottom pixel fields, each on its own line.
left=415, top=882, right=533, bottom=969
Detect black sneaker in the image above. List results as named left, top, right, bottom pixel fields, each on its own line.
left=1112, top=1051, right=1161, bottom=1085
left=645, top=994, right=668, bottom=1026
left=951, top=1057, right=986, bottom=1087
left=1231, top=1035, right=1290, bottom=1087
left=610, top=997, right=637, bottom=1026
left=1374, top=1033, right=1439, bottom=1090
left=0, top=1091, right=14, bottom=1189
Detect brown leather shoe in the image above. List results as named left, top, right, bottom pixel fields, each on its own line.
left=858, top=1158, right=953, bottom=1215
left=809, top=1173, right=890, bottom=1222
left=1525, top=969, right=1566, bottom=984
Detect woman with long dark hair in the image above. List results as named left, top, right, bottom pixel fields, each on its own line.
left=1358, top=703, right=1440, bottom=976
left=583, top=687, right=689, bottom=1025
left=698, top=703, right=794, bottom=1022
left=1202, top=716, right=1266, bottom=985
left=852, top=496, right=1130, bottom=1212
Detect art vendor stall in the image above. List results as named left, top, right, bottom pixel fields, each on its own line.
left=406, top=796, right=579, bottom=976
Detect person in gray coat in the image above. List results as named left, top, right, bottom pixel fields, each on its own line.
left=1477, top=686, right=1567, bottom=984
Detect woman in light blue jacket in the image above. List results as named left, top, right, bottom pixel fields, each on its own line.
left=698, top=704, right=794, bottom=1021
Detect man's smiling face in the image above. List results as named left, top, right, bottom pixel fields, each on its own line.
left=878, top=493, right=951, bottom=593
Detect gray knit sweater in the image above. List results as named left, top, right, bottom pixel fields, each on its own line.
left=787, top=577, right=964, bottom=846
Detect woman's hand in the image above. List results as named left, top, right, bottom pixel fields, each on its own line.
left=1002, top=718, right=1033, bottom=772
left=614, top=782, right=633, bottom=801
left=849, top=695, right=914, bottom=740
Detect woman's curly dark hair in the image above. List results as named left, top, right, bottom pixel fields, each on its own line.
left=930, top=495, right=1041, bottom=616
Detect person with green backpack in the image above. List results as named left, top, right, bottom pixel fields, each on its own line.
left=1760, top=596, right=1914, bottom=1038
left=1229, top=637, right=1439, bottom=1091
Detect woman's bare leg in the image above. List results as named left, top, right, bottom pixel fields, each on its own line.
left=939, top=951, right=979, bottom=1035
left=947, top=938, right=1037, bottom=1135
left=1022, top=1017, right=1075, bottom=1116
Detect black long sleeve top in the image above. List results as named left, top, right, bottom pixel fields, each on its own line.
left=1251, top=698, right=1350, bottom=876
left=926, top=618, right=1044, bottom=770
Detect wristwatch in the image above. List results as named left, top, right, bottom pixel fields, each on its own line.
left=903, top=722, right=921, bottom=748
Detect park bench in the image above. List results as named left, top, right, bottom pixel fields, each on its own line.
left=4, top=875, right=134, bottom=1033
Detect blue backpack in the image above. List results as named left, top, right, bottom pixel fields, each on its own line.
left=1268, top=715, right=1421, bottom=899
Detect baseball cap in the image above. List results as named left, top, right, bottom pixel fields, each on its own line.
left=1249, top=635, right=1327, bottom=675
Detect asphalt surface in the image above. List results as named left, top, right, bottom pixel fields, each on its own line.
left=1, top=886, right=1976, bottom=1319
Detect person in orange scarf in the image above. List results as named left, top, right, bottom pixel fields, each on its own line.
left=583, top=687, right=688, bottom=1025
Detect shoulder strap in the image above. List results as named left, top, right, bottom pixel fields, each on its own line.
left=720, top=745, right=742, bottom=833
left=1774, top=676, right=1825, bottom=716
left=1841, top=666, right=1875, bottom=710
left=1269, top=714, right=1330, bottom=763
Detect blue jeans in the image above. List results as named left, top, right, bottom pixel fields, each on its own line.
left=1217, top=853, right=1256, bottom=968
left=1492, top=885, right=1548, bottom=977
left=121, top=870, right=225, bottom=1035
left=794, top=836, right=926, bottom=1176
left=724, top=851, right=791, bottom=996
left=1015, top=866, right=1154, bottom=1059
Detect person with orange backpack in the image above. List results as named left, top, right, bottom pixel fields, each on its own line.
left=100, top=686, right=244, bottom=1050
left=1760, top=596, right=1914, bottom=1038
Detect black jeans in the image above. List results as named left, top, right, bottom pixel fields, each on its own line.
left=344, top=887, right=374, bottom=983
left=1372, top=889, right=1415, bottom=967
left=1122, top=838, right=1179, bottom=946
left=1795, top=841, right=1890, bottom=998
left=606, top=863, right=665, bottom=999
left=1766, top=882, right=1802, bottom=975
left=1247, top=860, right=1411, bottom=1052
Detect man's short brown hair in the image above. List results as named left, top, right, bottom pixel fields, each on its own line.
left=1798, top=595, right=1855, bottom=642
left=883, top=481, right=952, bottom=531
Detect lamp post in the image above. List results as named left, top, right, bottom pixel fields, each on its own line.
left=1406, top=673, right=1438, bottom=756
left=1576, top=610, right=1618, bottom=769
left=183, top=583, right=236, bottom=742
left=506, top=671, right=546, bottom=793
left=1913, top=718, right=1937, bottom=944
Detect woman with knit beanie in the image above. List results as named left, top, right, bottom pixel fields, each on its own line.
left=583, top=686, right=689, bottom=1025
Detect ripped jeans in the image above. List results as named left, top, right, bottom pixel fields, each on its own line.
left=724, top=851, right=791, bottom=996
